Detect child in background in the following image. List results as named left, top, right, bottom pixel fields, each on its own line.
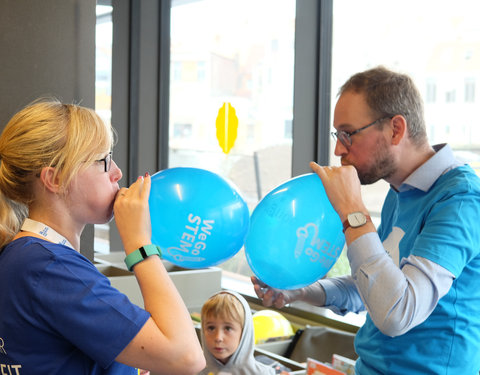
left=198, top=290, right=278, bottom=375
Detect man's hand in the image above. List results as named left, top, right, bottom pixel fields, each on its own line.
left=251, top=276, right=304, bottom=309
left=309, top=162, right=366, bottom=223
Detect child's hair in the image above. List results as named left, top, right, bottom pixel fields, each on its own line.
left=0, top=98, right=115, bottom=247
left=201, top=292, right=245, bottom=328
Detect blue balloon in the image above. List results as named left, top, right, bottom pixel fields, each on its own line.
left=245, top=173, right=345, bottom=290
left=149, top=167, right=249, bottom=269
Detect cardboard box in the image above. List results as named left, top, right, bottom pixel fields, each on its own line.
left=95, top=254, right=222, bottom=310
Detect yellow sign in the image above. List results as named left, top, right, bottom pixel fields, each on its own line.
left=215, top=102, right=238, bottom=154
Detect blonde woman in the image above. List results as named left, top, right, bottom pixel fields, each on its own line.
left=0, top=99, right=205, bottom=374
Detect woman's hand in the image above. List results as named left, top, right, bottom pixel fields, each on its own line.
left=114, top=174, right=152, bottom=254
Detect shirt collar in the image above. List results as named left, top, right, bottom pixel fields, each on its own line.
left=397, top=143, right=463, bottom=193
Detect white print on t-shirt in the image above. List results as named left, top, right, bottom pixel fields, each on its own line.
left=0, top=338, right=6, bottom=355
left=382, top=226, right=405, bottom=267
left=0, top=364, right=22, bottom=374
left=0, top=338, right=22, bottom=374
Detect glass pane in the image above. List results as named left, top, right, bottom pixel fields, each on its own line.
left=169, top=0, right=296, bottom=277
left=95, top=2, right=113, bottom=254
left=330, top=0, right=480, bottom=275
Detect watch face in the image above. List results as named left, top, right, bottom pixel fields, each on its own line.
left=348, top=212, right=366, bottom=227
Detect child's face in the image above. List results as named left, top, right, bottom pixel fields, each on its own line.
left=203, top=314, right=243, bottom=364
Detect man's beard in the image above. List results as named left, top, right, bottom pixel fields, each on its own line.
left=355, top=140, right=396, bottom=185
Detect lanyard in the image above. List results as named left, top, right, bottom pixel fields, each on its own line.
left=21, top=218, right=75, bottom=250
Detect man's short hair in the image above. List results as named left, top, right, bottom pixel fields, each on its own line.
left=339, top=66, right=428, bottom=146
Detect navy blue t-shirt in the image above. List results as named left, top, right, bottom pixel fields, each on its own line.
left=0, top=236, right=150, bottom=374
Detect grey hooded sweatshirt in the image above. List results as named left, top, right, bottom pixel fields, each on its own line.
left=198, top=290, right=276, bottom=375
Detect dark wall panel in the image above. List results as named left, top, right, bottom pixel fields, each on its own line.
left=0, top=0, right=96, bottom=260
left=0, top=0, right=95, bottom=128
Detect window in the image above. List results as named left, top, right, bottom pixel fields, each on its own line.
left=169, top=0, right=296, bottom=278
left=331, top=0, right=480, bottom=218
left=328, top=0, right=480, bottom=282
left=95, top=1, right=113, bottom=254
left=95, top=2, right=112, bottom=125
left=465, top=78, right=475, bottom=103
left=446, top=89, right=456, bottom=103
left=426, top=79, right=437, bottom=103
left=173, top=122, right=193, bottom=139
left=97, top=0, right=480, bottom=326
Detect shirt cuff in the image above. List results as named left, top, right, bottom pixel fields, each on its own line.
left=321, top=278, right=341, bottom=306
left=319, top=278, right=352, bottom=316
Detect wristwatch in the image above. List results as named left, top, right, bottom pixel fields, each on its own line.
left=342, top=212, right=372, bottom=233
left=124, top=244, right=162, bottom=271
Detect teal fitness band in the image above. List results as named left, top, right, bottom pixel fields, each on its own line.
left=124, top=244, right=162, bottom=271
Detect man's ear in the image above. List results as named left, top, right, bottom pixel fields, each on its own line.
left=390, top=115, right=407, bottom=145
left=39, top=167, right=61, bottom=193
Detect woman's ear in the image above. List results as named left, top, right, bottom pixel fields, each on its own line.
left=390, top=115, right=407, bottom=145
left=39, top=167, right=61, bottom=193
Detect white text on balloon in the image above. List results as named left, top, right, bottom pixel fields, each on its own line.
left=295, top=223, right=343, bottom=264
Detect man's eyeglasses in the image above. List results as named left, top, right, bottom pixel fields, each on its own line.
left=96, top=152, right=112, bottom=172
left=331, top=116, right=392, bottom=149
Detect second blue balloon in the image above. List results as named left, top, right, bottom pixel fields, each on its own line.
left=244, top=173, right=345, bottom=290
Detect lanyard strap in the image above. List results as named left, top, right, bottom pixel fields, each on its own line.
left=21, top=218, right=75, bottom=250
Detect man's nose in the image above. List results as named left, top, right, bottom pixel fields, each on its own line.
left=334, top=138, right=348, bottom=156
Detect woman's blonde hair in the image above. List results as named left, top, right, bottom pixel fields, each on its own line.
left=201, top=292, right=245, bottom=329
left=0, top=98, right=114, bottom=248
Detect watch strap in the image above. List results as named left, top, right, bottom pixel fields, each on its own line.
left=124, top=244, right=162, bottom=271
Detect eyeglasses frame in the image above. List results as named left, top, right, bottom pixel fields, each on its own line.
left=331, top=116, right=393, bottom=149
left=96, top=151, right=112, bottom=173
